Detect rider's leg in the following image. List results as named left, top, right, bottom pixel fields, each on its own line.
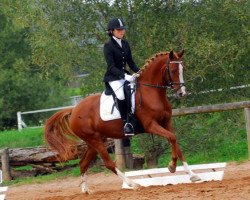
left=108, top=80, right=134, bottom=135
left=116, top=99, right=134, bottom=135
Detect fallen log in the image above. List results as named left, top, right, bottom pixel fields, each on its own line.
left=3, top=139, right=114, bottom=166
left=8, top=146, right=60, bottom=166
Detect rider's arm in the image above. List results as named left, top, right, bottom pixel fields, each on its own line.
left=126, top=42, right=140, bottom=73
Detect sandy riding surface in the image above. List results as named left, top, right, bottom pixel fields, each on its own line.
left=6, top=161, right=250, bottom=200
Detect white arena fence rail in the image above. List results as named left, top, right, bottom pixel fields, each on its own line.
left=17, top=105, right=75, bottom=131
left=0, top=170, right=2, bottom=185
left=17, top=95, right=83, bottom=131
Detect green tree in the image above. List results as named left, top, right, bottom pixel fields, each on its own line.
left=0, top=9, right=66, bottom=129
left=0, top=0, right=249, bottom=130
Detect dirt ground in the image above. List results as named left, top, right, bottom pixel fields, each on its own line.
left=6, top=161, right=250, bottom=200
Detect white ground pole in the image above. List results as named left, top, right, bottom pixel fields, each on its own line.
left=122, top=162, right=227, bottom=189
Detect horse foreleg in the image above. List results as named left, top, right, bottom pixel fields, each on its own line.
left=79, top=146, right=97, bottom=194
left=87, top=137, right=139, bottom=189
left=147, top=121, right=178, bottom=172
left=166, top=122, right=201, bottom=182
left=115, top=167, right=139, bottom=188
left=174, top=143, right=201, bottom=182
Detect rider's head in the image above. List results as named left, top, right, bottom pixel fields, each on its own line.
left=107, top=18, right=126, bottom=39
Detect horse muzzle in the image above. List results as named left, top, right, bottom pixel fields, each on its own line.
left=177, top=86, right=187, bottom=98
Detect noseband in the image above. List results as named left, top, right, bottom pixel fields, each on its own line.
left=140, top=60, right=185, bottom=90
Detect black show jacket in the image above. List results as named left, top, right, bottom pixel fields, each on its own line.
left=103, top=37, right=139, bottom=82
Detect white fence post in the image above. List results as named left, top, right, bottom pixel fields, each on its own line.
left=17, top=111, right=22, bottom=131
left=0, top=170, right=2, bottom=185
left=244, top=108, right=250, bottom=159
left=17, top=112, right=27, bottom=131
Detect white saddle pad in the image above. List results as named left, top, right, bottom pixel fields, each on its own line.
left=100, top=84, right=135, bottom=121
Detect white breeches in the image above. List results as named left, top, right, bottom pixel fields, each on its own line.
left=108, top=79, right=125, bottom=100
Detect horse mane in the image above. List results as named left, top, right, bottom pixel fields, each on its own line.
left=140, top=51, right=169, bottom=73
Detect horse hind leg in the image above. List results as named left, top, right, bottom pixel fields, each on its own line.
left=87, top=136, right=139, bottom=189
left=79, top=146, right=97, bottom=194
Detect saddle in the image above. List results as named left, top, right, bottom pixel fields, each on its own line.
left=100, top=81, right=144, bottom=134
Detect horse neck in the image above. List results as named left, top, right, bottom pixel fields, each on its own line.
left=139, top=54, right=168, bottom=86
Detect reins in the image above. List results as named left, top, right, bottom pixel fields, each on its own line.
left=139, top=83, right=171, bottom=89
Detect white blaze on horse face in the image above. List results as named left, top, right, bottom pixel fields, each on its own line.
left=178, top=63, right=187, bottom=96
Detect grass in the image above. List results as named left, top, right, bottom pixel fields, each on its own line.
left=4, top=169, right=76, bottom=186
left=0, top=128, right=44, bottom=148
left=65, top=88, right=82, bottom=96
left=3, top=159, right=111, bottom=187
left=157, top=140, right=248, bottom=168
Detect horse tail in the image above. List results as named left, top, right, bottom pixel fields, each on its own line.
left=44, top=108, right=78, bottom=161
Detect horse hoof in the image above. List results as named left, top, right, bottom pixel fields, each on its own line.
left=190, top=174, right=201, bottom=182
left=168, top=162, right=176, bottom=173
left=132, top=184, right=140, bottom=190
left=82, top=189, right=92, bottom=195
left=133, top=184, right=143, bottom=190
left=80, top=184, right=92, bottom=194
left=129, top=181, right=141, bottom=189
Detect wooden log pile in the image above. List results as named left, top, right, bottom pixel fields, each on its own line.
left=5, top=139, right=115, bottom=166
left=0, top=139, right=115, bottom=180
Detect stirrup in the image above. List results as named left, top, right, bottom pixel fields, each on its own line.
left=124, top=123, right=134, bottom=136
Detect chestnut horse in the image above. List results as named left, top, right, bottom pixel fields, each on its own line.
left=45, top=50, right=200, bottom=193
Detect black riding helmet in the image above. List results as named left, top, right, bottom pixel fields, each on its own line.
left=107, top=18, right=126, bottom=30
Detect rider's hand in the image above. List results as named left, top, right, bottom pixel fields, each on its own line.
left=124, top=74, right=135, bottom=82
left=132, top=73, right=140, bottom=78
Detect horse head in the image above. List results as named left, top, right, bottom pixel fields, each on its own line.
left=166, top=50, right=187, bottom=98
left=138, top=50, right=187, bottom=99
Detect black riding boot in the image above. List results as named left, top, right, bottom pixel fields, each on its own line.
left=116, top=99, right=134, bottom=136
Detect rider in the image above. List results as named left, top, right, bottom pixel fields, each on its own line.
left=103, top=17, right=140, bottom=135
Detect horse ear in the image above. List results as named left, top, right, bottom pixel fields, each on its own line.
left=169, top=50, right=174, bottom=60
left=177, top=50, right=184, bottom=58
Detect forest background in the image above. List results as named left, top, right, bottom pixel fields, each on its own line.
left=0, top=0, right=249, bottom=173
left=0, top=0, right=249, bottom=129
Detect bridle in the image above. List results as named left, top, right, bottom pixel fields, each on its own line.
left=139, top=60, right=185, bottom=91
